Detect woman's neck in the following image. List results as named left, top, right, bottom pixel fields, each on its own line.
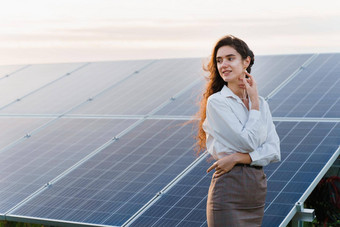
left=227, top=83, right=247, bottom=100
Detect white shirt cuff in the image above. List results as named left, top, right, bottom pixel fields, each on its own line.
left=249, top=109, right=260, bottom=120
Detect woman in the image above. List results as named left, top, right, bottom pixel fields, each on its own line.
left=195, top=35, right=281, bottom=226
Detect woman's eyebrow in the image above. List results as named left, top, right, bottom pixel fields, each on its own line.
left=216, top=54, right=236, bottom=58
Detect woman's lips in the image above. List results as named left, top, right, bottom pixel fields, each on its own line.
left=222, top=70, right=232, bottom=75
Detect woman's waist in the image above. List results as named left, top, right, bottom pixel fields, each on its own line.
left=210, top=151, right=263, bottom=169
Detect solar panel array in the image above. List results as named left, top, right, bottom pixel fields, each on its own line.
left=0, top=53, right=339, bottom=227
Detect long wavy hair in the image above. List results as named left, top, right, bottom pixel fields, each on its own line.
left=194, top=35, right=255, bottom=155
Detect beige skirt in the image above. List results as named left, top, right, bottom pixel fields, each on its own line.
left=206, top=164, right=267, bottom=227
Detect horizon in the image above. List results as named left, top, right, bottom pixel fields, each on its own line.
left=1, top=0, right=339, bottom=65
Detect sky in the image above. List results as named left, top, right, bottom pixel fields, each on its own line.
left=0, top=0, right=339, bottom=65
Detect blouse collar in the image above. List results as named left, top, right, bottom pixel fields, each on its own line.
left=221, top=85, right=249, bottom=105
left=221, top=85, right=239, bottom=99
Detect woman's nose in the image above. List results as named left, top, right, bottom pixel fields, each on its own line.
left=221, top=59, right=229, bottom=67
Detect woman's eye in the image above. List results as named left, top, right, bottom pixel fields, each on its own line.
left=217, top=59, right=222, bottom=63
left=228, top=57, right=234, bottom=61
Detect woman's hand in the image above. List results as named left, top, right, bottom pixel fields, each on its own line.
left=207, top=154, right=237, bottom=178
left=206, top=153, right=252, bottom=178
left=242, top=71, right=259, bottom=110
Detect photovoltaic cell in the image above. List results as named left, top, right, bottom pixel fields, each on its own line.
left=10, top=120, right=199, bottom=226
left=269, top=53, right=340, bottom=118
left=153, top=55, right=312, bottom=116
left=0, top=117, right=50, bottom=150
left=0, top=118, right=137, bottom=214
left=0, top=60, right=153, bottom=115
left=0, top=63, right=86, bottom=109
left=69, top=58, right=204, bottom=115
left=129, top=121, right=340, bottom=227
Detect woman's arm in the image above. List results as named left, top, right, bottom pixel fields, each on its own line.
left=204, top=97, right=266, bottom=152
left=248, top=101, right=281, bottom=166
left=207, top=153, right=251, bottom=178
left=206, top=101, right=280, bottom=176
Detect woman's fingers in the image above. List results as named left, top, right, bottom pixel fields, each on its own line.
left=215, top=170, right=227, bottom=178
left=207, top=162, right=224, bottom=174
left=207, top=162, right=217, bottom=173
left=244, top=70, right=252, bottom=78
left=215, top=169, right=222, bottom=174
left=245, top=71, right=256, bottom=86
left=242, top=77, right=250, bottom=88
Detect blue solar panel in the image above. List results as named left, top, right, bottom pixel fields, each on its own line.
left=269, top=53, right=340, bottom=118
left=154, top=79, right=205, bottom=116
left=153, top=55, right=312, bottom=116
left=253, top=54, right=313, bottom=98
left=68, top=58, right=204, bottom=115
left=9, top=120, right=198, bottom=226
left=0, top=117, right=50, bottom=150
left=0, top=63, right=86, bottom=109
left=128, top=121, right=340, bottom=227
left=1, top=54, right=339, bottom=226
left=0, top=60, right=153, bottom=115
left=0, top=118, right=137, bottom=215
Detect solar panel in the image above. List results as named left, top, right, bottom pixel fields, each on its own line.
left=0, top=60, right=153, bottom=115
left=269, top=53, right=340, bottom=118
left=0, top=63, right=87, bottom=109
left=0, top=117, right=50, bottom=150
left=0, top=54, right=339, bottom=227
left=128, top=121, right=340, bottom=227
left=0, top=118, right=137, bottom=215
left=253, top=54, right=313, bottom=98
left=9, top=119, right=198, bottom=226
left=0, top=65, right=27, bottom=79
left=68, top=58, right=204, bottom=115
left=153, top=55, right=313, bottom=117
left=153, top=79, right=205, bottom=116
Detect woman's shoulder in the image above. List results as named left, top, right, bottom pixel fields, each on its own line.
left=207, top=92, right=224, bottom=106
left=206, top=93, right=226, bottom=112
left=207, top=92, right=220, bottom=101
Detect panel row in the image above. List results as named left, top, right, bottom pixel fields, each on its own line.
left=0, top=54, right=318, bottom=117
left=154, top=54, right=313, bottom=117
left=9, top=119, right=199, bottom=226
left=0, top=60, right=154, bottom=115
left=0, top=63, right=86, bottom=109
left=0, top=118, right=137, bottom=215
left=129, top=121, right=340, bottom=227
left=154, top=53, right=340, bottom=119
left=269, top=53, right=340, bottom=118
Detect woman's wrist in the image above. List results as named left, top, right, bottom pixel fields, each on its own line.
left=232, top=153, right=252, bottom=165
left=250, top=97, right=259, bottom=110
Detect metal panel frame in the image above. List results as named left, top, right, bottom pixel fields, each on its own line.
left=279, top=146, right=340, bottom=227
left=5, top=215, right=116, bottom=227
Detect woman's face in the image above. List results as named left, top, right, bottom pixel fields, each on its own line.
left=216, top=45, right=249, bottom=85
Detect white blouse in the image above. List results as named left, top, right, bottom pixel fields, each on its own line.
left=203, top=85, right=281, bottom=166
